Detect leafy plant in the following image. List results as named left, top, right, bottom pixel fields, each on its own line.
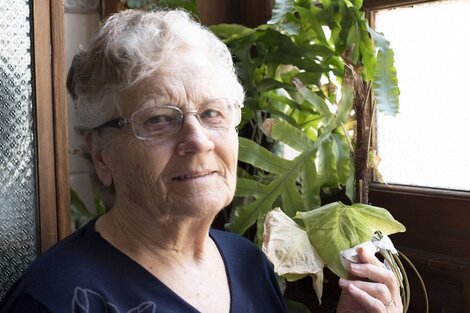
left=262, top=203, right=407, bottom=304
left=71, top=189, right=105, bottom=230
left=123, top=0, right=200, bottom=18
left=209, top=0, right=399, bottom=238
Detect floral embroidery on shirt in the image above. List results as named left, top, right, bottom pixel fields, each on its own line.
left=72, top=287, right=156, bottom=313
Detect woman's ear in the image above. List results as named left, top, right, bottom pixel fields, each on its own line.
left=84, top=132, right=113, bottom=187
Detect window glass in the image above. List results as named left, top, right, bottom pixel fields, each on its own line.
left=0, top=1, right=39, bottom=298
left=374, top=0, right=470, bottom=191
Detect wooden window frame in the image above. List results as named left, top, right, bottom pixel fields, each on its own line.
left=33, top=0, right=70, bottom=253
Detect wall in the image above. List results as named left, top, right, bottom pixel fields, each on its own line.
left=64, top=0, right=101, bottom=217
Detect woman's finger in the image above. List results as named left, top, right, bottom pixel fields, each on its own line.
left=339, top=278, right=392, bottom=307
left=357, top=246, right=386, bottom=268
left=340, top=281, right=388, bottom=312
left=349, top=262, right=399, bottom=298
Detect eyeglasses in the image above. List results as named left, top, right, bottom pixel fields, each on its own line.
left=95, top=98, right=242, bottom=141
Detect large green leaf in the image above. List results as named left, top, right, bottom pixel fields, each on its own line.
left=368, top=27, right=400, bottom=116
left=231, top=129, right=334, bottom=234
left=331, top=133, right=352, bottom=184
left=239, top=137, right=293, bottom=175
left=209, top=24, right=254, bottom=42
left=300, top=154, right=321, bottom=210
left=230, top=175, right=293, bottom=234
left=270, top=120, right=313, bottom=153
left=373, top=48, right=400, bottom=116
left=317, top=137, right=339, bottom=187
left=295, top=84, right=333, bottom=119
left=296, top=201, right=406, bottom=278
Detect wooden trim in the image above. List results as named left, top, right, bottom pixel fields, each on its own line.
left=241, top=0, right=273, bottom=27
left=101, top=0, right=124, bottom=19
left=369, top=184, right=470, bottom=259
left=371, top=183, right=470, bottom=201
left=33, top=0, right=58, bottom=252
left=397, top=247, right=470, bottom=312
left=51, top=0, right=71, bottom=240
left=363, top=0, right=441, bottom=10
left=33, top=0, right=70, bottom=252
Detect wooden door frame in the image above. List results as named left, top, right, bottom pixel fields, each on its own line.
left=33, top=0, right=70, bottom=252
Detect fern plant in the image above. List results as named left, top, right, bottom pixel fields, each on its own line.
left=209, top=0, right=399, bottom=238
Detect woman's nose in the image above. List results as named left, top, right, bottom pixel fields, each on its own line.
left=175, top=114, right=215, bottom=155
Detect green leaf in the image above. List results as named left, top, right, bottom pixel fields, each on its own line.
left=336, top=85, right=354, bottom=123
left=269, top=0, right=295, bottom=24
left=281, top=176, right=305, bottom=216
left=300, top=154, right=321, bottom=210
left=373, top=48, right=400, bottom=116
left=209, top=24, right=254, bottom=42
left=296, top=201, right=406, bottom=278
left=232, top=131, right=332, bottom=234
left=331, top=133, right=352, bottom=184
left=229, top=176, right=285, bottom=234
left=71, top=189, right=94, bottom=229
left=239, top=137, right=293, bottom=175
left=317, top=137, right=339, bottom=187
left=279, top=13, right=301, bottom=36
left=346, top=18, right=361, bottom=63
left=295, top=84, right=333, bottom=119
left=235, top=178, right=269, bottom=198
left=367, top=26, right=400, bottom=115
left=271, top=120, right=313, bottom=153
left=296, top=7, right=327, bottom=43
left=147, top=0, right=200, bottom=19
left=368, top=26, right=390, bottom=51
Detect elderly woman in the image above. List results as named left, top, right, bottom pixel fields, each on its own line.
left=0, top=9, right=402, bottom=313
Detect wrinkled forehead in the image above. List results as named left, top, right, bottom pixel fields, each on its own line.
left=118, top=50, right=242, bottom=115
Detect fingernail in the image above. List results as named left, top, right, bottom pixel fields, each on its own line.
left=338, top=278, right=348, bottom=287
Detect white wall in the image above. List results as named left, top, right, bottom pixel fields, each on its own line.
left=64, top=1, right=100, bottom=213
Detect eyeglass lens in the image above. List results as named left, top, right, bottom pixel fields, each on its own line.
left=131, top=99, right=239, bottom=140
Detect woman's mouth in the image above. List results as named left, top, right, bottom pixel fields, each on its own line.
left=172, top=171, right=217, bottom=181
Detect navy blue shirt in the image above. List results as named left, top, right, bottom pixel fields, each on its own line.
left=0, top=220, right=287, bottom=313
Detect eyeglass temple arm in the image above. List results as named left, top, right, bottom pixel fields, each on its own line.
left=96, top=117, right=126, bottom=130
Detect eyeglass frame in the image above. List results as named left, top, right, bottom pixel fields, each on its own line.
left=94, top=98, right=242, bottom=141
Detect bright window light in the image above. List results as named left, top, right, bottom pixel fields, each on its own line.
left=374, top=0, right=470, bottom=192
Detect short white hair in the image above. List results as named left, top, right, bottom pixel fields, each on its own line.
left=67, top=9, right=244, bottom=131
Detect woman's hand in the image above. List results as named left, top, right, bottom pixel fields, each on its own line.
left=336, top=247, right=403, bottom=313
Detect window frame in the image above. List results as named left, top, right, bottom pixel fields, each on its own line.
left=363, top=1, right=470, bottom=310
left=33, top=0, right=70, bottom=252
left=363, top=0, right=470, bottom=202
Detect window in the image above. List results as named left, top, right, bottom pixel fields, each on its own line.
left=373, top=0, right=470, bottom=192
left=0, top=1, right=69, bottom=298
left=365, top=1, right=470, bottom=311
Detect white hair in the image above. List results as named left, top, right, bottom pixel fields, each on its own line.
left=67, top=9, right=244, bottom=131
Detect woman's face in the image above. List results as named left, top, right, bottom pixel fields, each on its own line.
left=100, top=51, right=240, bottom=221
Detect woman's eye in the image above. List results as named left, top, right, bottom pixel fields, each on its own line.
left=146, top=115, right=172, bottom=124
left=200, top=109, right=222, bottom=119
left=143, top=115, right=175, bottom=131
